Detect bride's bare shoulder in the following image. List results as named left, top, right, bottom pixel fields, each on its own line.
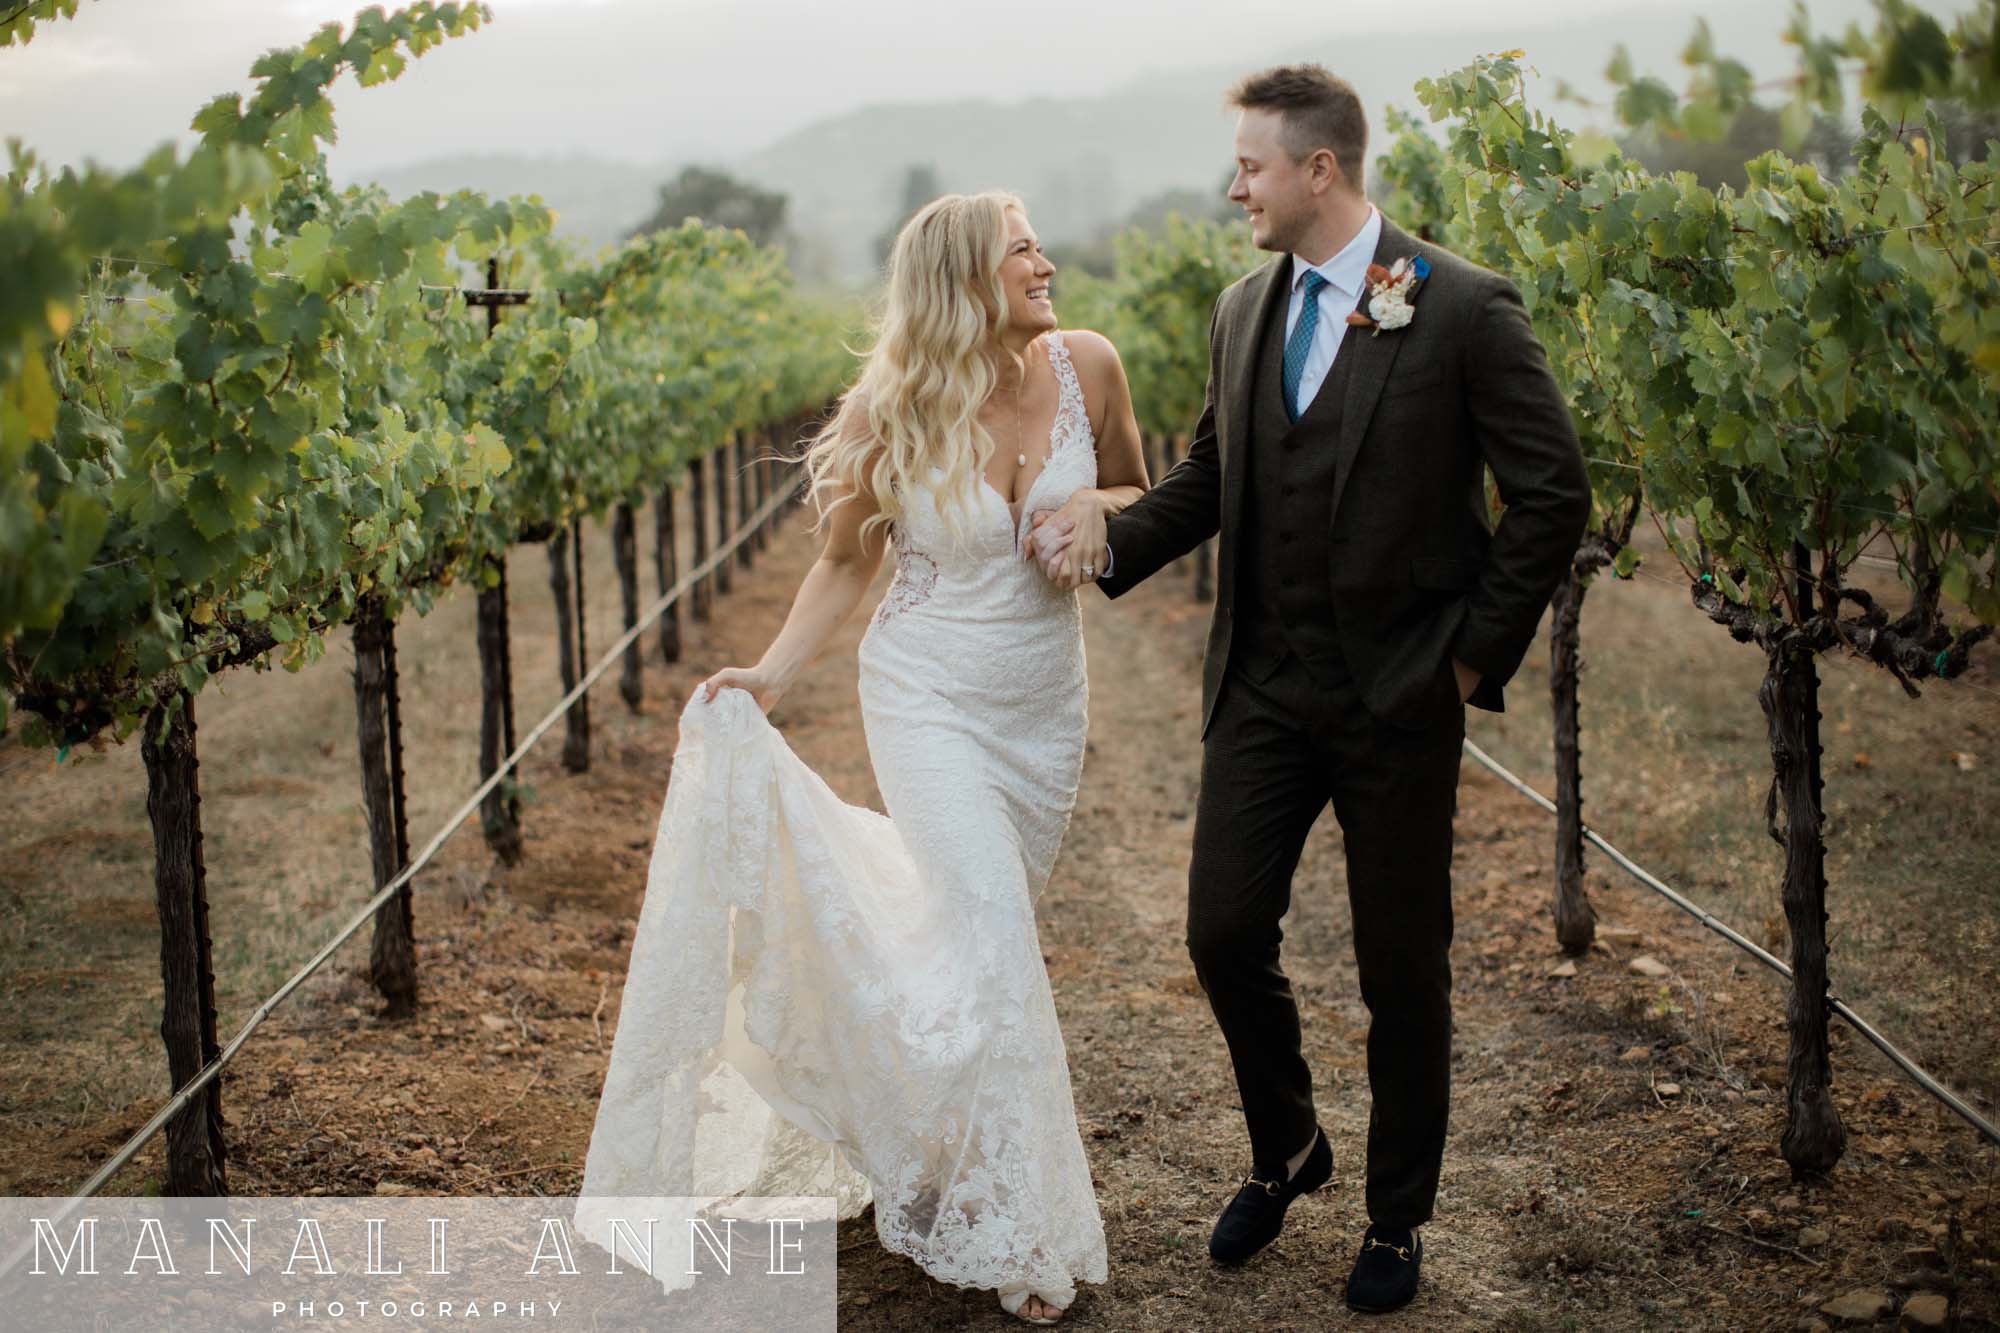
left=1054, top=327, right=1120, bottom=366
left=1051, top=328, right=1128, bottom=398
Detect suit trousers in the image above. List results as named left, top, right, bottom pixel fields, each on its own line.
left=1186, top=640, right=1464, bottom=1229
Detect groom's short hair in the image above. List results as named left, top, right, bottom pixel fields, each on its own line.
left=1226, top=64, right=1368, bottom=194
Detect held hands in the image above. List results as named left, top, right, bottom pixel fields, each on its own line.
left=1023, top=492, right=1108, bottom=591
left=696, top=665, right=786, bottom=713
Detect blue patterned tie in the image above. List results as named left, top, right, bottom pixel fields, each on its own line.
left=1282, top=269, right=1329, bottom=424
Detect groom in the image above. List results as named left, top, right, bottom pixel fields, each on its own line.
left=1034, top=64, right=1588, bottom=1312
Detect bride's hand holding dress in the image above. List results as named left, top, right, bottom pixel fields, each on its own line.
left=697, top=666, right=783, bottom=712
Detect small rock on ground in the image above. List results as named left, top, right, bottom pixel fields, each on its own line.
left=1900, top=1292, right=1949, bottom=1329
left=1819, top=1289, right=1895, bottom=1324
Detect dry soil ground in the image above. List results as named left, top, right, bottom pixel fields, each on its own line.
left=3, top=509, right=1996, bottom=1330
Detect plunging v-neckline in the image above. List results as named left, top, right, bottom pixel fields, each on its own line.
left=981, top=472, right=1033, bottom=529
left=983, top=430, right=1056, bottom=525
left=982, top=434, right=1064, bottom=547
left=981, top=333, right=1078, bottom=542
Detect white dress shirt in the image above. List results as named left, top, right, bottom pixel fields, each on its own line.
left=1095, top=207, right=1382, bottom=582
left=1284, top=203, right=1382, bottom=419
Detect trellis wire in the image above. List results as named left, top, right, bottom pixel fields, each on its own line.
left=0, top=470, right=801, bottom=1279
left=1460, top=736, right=2000, bottom=1147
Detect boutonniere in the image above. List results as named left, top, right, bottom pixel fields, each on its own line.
left=1346, top=254, right=1430, bottom=335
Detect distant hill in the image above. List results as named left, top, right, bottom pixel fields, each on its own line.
left=343, top=153, right=663, bottom=260
left=344, top=1, right=1870, bottom=284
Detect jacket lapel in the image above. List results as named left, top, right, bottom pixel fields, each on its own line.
left=1329, top=216, right=1424, bottom=529
left=1223, top=256, right=1291, bottom=539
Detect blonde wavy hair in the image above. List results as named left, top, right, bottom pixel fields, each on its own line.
left=802, top=190, right=1027, bottom=550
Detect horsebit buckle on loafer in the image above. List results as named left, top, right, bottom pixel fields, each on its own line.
left=1362, top=1237, right=1413, bottom=1262
left=1243, top=1174, right=1284, bottom=1196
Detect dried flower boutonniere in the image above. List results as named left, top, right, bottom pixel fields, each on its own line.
left=1347, top=254, right=1430, bottom=335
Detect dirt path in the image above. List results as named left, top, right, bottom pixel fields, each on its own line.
left=7, top=516, right=1995, bottom=1330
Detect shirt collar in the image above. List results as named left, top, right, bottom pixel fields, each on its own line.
left=1290, top=204, right=1382, bottom=303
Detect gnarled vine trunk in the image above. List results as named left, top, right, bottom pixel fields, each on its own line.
left=1549, top=566, right=1597, bottom=954
left=1180, top=433, right=1214, bottom=601
left=735, top=432, right=755, bottom=572
left=1764, top=551, right=1846, bottom=1179
left=612, top=501, right=643, bottom=711
left=751, top=429, right=771, bottom=553
left=142, top=690, right=228, bottom=1195
left=690, top=458, right=711, bottom=623
left=654, top=485, right=681, bottom=663
left=475, top=554, right=523, bottom=865
left=713, top=447, right=734, bottom=598
left=548, top=524, right=590, bottom=773
left=352, top=596, right=417, bottom=1017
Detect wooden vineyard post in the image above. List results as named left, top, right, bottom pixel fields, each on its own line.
left=690, top=453, right=712, bottom=622
left=654, top=481, right=682, bottom=662
left=1548, top=561, right=1597, bottom=954
left=352, top=595, right=417, bottom=1017
left=1767, top=543, right=1846, bottom=1178
left=613, top=500, right=643, bottom=711
left=547, top=523, right=590, bottom=773
left=141, top=690, right=228, bottom=1195
left=713, top=446, right=735, bottom=599
left=475, top=555, right=524, bottom=864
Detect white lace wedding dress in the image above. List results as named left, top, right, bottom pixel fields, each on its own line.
left=574, top=332, right=1109, bottom=1309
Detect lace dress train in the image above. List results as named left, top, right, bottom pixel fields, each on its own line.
left=574, top=332, right=1109, bottom=1308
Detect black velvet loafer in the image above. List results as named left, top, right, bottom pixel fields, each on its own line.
left=1344, top=1222, right=1422, bottom=1313
left=1207, top=1125, right=1332, bottom=1265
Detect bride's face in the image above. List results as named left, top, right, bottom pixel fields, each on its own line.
left=995, top=208, right=1057, bottom=338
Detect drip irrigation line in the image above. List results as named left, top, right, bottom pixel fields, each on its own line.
left=1459, top=736, right=2000, bottom=1148
left=0, top=473, right=802, bottom=1279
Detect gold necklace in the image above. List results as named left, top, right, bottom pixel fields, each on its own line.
left=1013, top=372, right=1027, bottom=469
left=1008, top=354, right=1031, bottom=469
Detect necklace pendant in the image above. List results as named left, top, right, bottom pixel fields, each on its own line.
left=1017, top=453, right=1027, bottom=467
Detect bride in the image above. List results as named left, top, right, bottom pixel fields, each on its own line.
left=573, top=191, right=1149, bottom=1324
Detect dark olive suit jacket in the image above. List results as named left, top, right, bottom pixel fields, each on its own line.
left=1099, top=215, right=1590, bottom=736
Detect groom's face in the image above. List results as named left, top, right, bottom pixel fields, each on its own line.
left=1229, top=108, right=1318, bottom=255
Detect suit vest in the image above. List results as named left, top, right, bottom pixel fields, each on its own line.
left=1235, top=279, right=1361, bottom=680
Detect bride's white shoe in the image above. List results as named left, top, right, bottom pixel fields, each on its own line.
left=999, top=1287, right=1066, bottom=1324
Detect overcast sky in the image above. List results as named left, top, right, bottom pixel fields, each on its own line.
left=1, top=0, right=1974, bottom=175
